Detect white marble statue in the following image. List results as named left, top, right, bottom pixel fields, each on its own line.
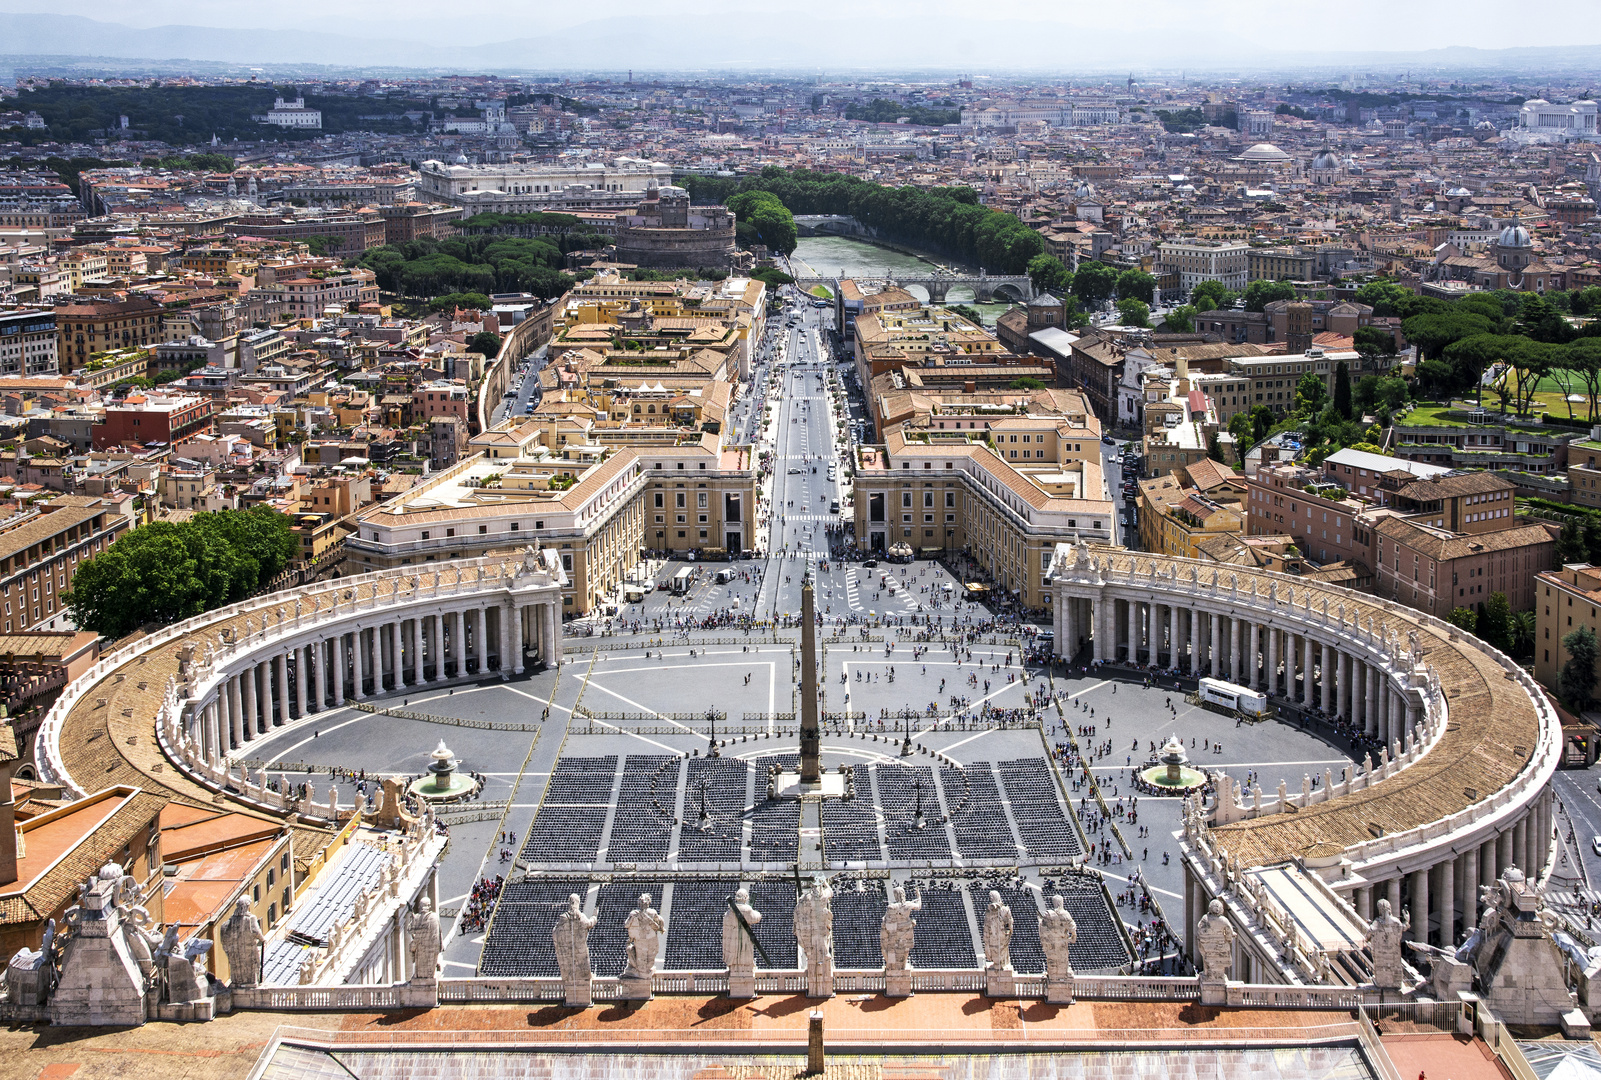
left=219, top=898, right=266, bottom=989
left=1195, top=899, right=1237, bottom=982
left=1040, top=895, right=1079, bottom=985
left=982, top=890, right=1014, bottom=973
left=622, top=893, right=665, bottom=982
left=552, top=893, right=597, bottom=1007
left=1362, top=897, right=1410, bottom=990
left=794, top=875, right=834, bottom=994
left=722, top=888, right=762, bottom=998
left=406, top=897, right=441, bottom=982
left=880, top=884, right=921, bottom=974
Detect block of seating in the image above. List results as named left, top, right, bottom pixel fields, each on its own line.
left=999, top=758, right=1085, bottom=861
left=662, top=879, right=737, bottom=970
left=677, top=758, right=749, bottom=863
left=604, top=755, right=675, bottom=864
left=587, top=879, right=667, bottom=976
left=747, top=880, right=799, bottom=969
left=876, top=765, right=952, bottom=861
left=905, top=881, right=978, bottom=970
left=820, top=796, right=882, bottom=863
left=477, top=878, right=588, bottom=978
left=944, top=764, right=1019, bottom=861
left=970, top=882, right=1044, bottom=973
left=521, top=756, right=619, bottom=863
left=829, top=882, right=888, bottom=969
left=1051, top=872, right=1136, bottom=973
left=748, top=755, right=800, bottom=863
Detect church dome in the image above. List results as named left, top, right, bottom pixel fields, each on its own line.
left=1074, top=179, right=1095, bottom=200
left=1239, top=142, right=1291, bottom=163
left=1497, top=221, right=1532, bottom=248
left=1310, top=149, right=1339, bottom=171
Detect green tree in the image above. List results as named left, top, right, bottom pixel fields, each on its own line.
left=1161, top=304, right=1196, bottom=333
left=1352, top=326, right=1395, bottom=360
left=1448, top=607, right=1478, bottom=635
left=1190, top=280, right=1236, bottom=313
left=1248, top=404, right=1276, bottom=443
left=1353, top=374, right=1410, bottom=415
left=65, top=508, right=296, bottom=639
left=1026, top=253, right=1072, bottom=295
left=427, top=292, right=495, bottom=312
left=1352, top=280, right=1414, bottom=316
left=1116, top=298, right=1150, bottom=328
left=467, top=330, right=503, bottom=358
left=1207, top=432, right=1226, bottom=463
left=1242, top=279, right=1297, bottom=311
left=1333, top=360, right=1353, bottom=419
left=1558, top=519, right=1588, bottom=564
left=1400, top=311, right=1497, bottom=362
left=1294, top=371, right=1328, bottom=415
left=726, top=190, right=797, bottom=255
left=1007, top=376, right=1046, bottom=390
left=1478, top=591, right=1513, bottom=654
left=1115, top=268, right=1156, bottom=303
left=1072, top=261, right=1119, bottom=309
left=1560, top=625, right=1600, bottom=711
left=1511, top=610, right=1536, bottom=658
left=1228, top=412, right=1255, bottom=451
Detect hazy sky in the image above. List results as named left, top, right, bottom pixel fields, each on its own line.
left=4, top=0, right=1601, bottom=53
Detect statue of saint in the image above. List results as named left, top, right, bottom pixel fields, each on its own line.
left=880, top=885, right=922, bottom=973
left=1195, top=899, right=1237, bottom=981
left=721, top=888, right=762, bottom=975
left=982, top=890, right=1013, bottom=973
left=794, top=876, right=834, bottom=982
left=1362, top=897, right=1410, bottom=990
left=219, top=898, right=266, bottom=989
left=1040, top=895, right=1078, bottom=983
left=406, top=897, right=442, bottom=982
left=552, top=893, right=596, bottom=990
left=622, top=893, right=665, bottom=981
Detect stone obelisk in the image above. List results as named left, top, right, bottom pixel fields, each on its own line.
left=800, top=572, right=821, bottom=784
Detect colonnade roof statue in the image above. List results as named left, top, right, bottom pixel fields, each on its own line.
left=1049, top=542, right=1553, bottom=870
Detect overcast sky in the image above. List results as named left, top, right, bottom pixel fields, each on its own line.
left=4, top=0, right=1600, bottom=53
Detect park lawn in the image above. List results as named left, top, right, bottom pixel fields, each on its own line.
left=810, top=285, right=833, bottom=299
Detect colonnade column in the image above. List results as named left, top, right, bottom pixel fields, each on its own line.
left=1409, top=869, right=1428, bottom=946
left=1513, top=814, right=1528, bottom=874
left=476, top=607, right=490, bottom=672
left=1498, top=829, right=1514, bottom=876
left=1169, top=605, right=1180, bottom=669
left=1266, top=625, right=1278, bottom=696
left=1365, top=665, right=1379, bottom=738
left=1463, top=840, right=1481, bottom=931
left=313, top=639, right=327, bottom=712
left=511, top=603, right=526, bottom=675
left=1063, top=600, right=1076, bottom=663
left=275, top=654, right=289, bottom=725
left=1337, top=651, right=1351, bottom=721
left=411, top=619, right=424, bottom=685
left=295, top=645, right=308, bottom=716
left=352, top=628, right=366, bottom=700
left=227, top=674, right=243, bottom=750
left=240, top=665, right=258, bottom=741
left=1126, top=600, right=1138, bottom=664
left=548, top=602, right=562, bottom=665
left=1300, top=633, right=1312, bottom=710
left=1320, top=643, right=1333, bottom=713
left=1231, top=619, right=1243, bottom=684
left=1439, top=856, right=1455, bottom=949
left=1210, top=612, right=1222, bottom=677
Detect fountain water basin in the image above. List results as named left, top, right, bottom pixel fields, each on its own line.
left=1138, top=735, right=1208, bottom=792
left=408, top=739, right=480, bottom=801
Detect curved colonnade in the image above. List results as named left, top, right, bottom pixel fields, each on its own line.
left=1047, top=543, right=1561, bottom=973
left=36, top=550, right=567, bottom=829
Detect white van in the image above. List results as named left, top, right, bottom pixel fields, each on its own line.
left=715, top=568, right=736, bottom=584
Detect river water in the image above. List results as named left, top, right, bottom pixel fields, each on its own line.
left=789, top=235, right=1015, bottom=328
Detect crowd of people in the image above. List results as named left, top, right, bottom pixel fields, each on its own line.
left=458, top=874, right=504, bottom=935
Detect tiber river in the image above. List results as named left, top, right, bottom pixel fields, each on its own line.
left=788, top=235, right=1016, bottom=328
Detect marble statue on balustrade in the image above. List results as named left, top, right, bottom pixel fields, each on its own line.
left=982, top=890, right=1015, bottom=997
left=407, top=897, right=442, bottom=992
left=220, top=898, right=266, bottom=990
left=794, top=875, right=835, bottom=997
left=553, top=893, right=597, bottom=1007
left=722, top=887, right=762, bottom=999
left=1040, top=895, right=1079, bottom=1004
left=166, top=938, right=213, bottom=1007
left=1464, top=866, right=1579, bottom=1026
left=619, top=892, right=665, bottom=1001
left=1195, top=898, right=1237, bottom=1004
left=1361, top=897, right=1410, bottom=990
left=880, top=884, right=921, bottom=997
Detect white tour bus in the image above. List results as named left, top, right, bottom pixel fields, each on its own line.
left=1197, top=677, right=1268, bottom=719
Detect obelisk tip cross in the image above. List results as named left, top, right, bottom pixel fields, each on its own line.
left=799, top=573, right=821, bottom=784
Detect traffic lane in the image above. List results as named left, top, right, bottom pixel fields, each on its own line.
left=1555, top=769, right=1601, bottom=886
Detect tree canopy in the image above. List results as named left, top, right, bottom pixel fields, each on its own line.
left=1242, top=279, right=1298, bottom=311
left=65, top=507, right=297, bottom=639
left=359, top=236, right=573, bottom=301
left=726, top=190, right=797, bottom=255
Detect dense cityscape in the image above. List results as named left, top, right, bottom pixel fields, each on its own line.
left=0, top=25, right=1600, bottom=1079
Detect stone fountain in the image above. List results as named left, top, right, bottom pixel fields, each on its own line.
left=408, top=740, right=479, bottom=801
left=1139, top=735, right=1207, bottom=792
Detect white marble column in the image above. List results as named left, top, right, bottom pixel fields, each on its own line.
left=240, top=664, right=258, bottom=741
left=1210, top=612, right=1222, bottom=677
left=512, top=603, right=526, bottom=675
left=1266, top=625, right=1278, bottom=696
left=1303, top=635, right=1316, bottom=707
left=274, top=654, right=288, bottom=725
left=1463, top=842, right=1480, bottom=930
left=1439, top=856, right=1455, bottom=949
left=1409, top=869, right=1428, bottom=946
left=1320, top=642, right=1333, bottom=713
left=1063, top=600, right=1077, bottom=661
left=548, top=602, right=562, bottom=665
left=1168, top=604, right=1180, bottom=668
left=1231, top=618, right=1243, bottom=684
left=313, top=639, right=327, bottom=712
left=352, top=627, right=366, bottom=700
left=295, top=645, right=308, bottom=717
left=410, top=619, right=424, bottom=685
left=1337, top=651, right=1350, bottom=721
left=1125, top=599, right=1138, bottom=664
left=475, top=606, right=489, bottom=673
left=1365, top=664, right=1379, bottom=737
left=227, top=675, right=243, bottom=749
left=331, top=633, right=345, bottom=706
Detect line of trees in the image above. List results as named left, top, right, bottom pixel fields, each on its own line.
left=65, top=507, right=298, bottom=639
left=677, top=167, right=1045, bottom=275
left=357, top=235, right=577, bottom=300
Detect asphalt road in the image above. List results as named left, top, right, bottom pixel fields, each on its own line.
left=490, top=342, right=548, bottom=427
